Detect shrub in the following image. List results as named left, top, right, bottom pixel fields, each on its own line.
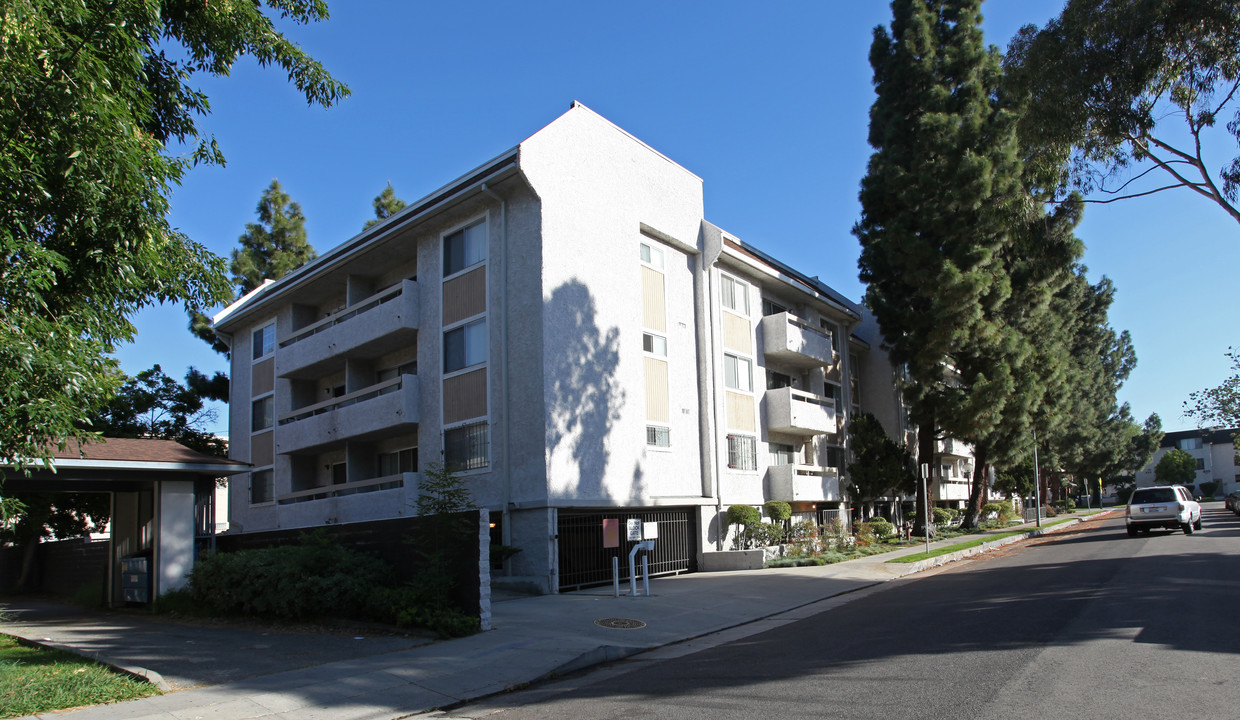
left=932, top=507, right=954, bottom=526
left=726, top=504, right=761, bottom=549
left=1043, top=504, right=1057, bottom=517
left=188, top=531, right=391, bottom=620
left=786, top=520, right=819, bottom=549
left=863, top=517, right=895, bottom=541
left=822, top=519, right=850, bottom=549
left=763, top=500, right=792, bottom=523
left=750, top=522, right=786, bottom=547
left=981, top=502, right=1004, bottom=518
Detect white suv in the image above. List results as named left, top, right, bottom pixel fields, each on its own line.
left=1125, top=485, right=1202, bottom=536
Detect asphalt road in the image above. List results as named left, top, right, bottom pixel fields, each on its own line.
left=448, top=504, right=1240, bottom=720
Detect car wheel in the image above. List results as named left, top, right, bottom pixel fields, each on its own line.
left=1194, top=517, right=1202, bottom=531
left=1183, top=522, right=1193, bottom=535
left=1126, top=526, right=1138, bottom=537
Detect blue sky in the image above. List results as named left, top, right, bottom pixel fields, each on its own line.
left=112, top=1, right=1239, bottom=437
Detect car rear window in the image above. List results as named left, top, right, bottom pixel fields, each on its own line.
left=1132, top=488, right=1177, bottom=504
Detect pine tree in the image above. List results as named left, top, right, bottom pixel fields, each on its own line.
left=187, top=179, right=317, bottom=353
left=364, top=183, right=407, bottom=230
left=854, top=0, right=1024, bottom=535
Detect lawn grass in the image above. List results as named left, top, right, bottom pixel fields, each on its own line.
left=887, top=516, right=1080, bottom=564
left=0, top=634, right=159, bottom=719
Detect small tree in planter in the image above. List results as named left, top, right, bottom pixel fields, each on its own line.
left=763, top=500, right=792, bottom=528
left=726, top=504, right=761, bottom=549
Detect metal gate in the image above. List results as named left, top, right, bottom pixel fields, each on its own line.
left=557, top=508, right=696, bottom=591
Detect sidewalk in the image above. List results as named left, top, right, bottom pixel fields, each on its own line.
left=4, top=512, right=1111, bottom=720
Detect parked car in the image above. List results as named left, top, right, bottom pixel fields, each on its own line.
left=1125, top=485, right=1202, bottom=536
left=1225, top=491, right=1240, bottom=513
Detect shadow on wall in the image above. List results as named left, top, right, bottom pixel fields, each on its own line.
left=544, top=281, right=624, bottom=500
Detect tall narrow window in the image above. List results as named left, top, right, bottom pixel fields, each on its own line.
left=251, top=396, right=273, bottom=432
left=444, top=318, right=487, bottom=372
left=720, top=274, right=749, bottom=315
left=443, top=221, right=487, bottom=276
left=639, top=242, right=664, bottom=269
left=724, top=353, right=753, bottom=392
left=250, top=469, right=274, bottom=505
left=252, top=324, right=275, bottom=360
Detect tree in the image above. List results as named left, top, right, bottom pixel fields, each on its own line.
left=1007, top=0, right=1240, bottom=225
left=364, top=183, right=407, bottom=230
left=855, top=0, right=1024, bottom=534
left=1155, top=447, right=1198, bottom=486
left=0, top=492, right=110, bottom=593
left=188, top=179, right=318, bottom=353
left=845, top=413, right=916, bottom=504
left=90, top=365, right=226, bottom=457
left=1184, top=347, right=1240, bottom=430
left=1, top=1, right=348, bottom=472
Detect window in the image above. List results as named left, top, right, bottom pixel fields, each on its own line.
left=377, top=448, right=417, bottom=476
left=767, top=371, right=792, bottom=390
left=821, top=320, right=840, bottom=355
left=252, top=324, right=275, bottom=360
left=640, top=242, right=664, bottom=269
left=849, top=353, right=861, bottom=410
left=643, top=333, right=667, bottom=356
left=377, top=362, right=417, bottom=384
left=444, top=319, right=487, bottom=372
left=724, top=353, right=753, bottom=392
left=824, top=382, right=843, bottom=408
left=762, top=299, right=788, bottom=317
left=251, top=396, right=273, bottom=432
left=826, top=446, right=844, bottom=470
left=445, top=422, right=489, bottom=471
left=332, top=463, right=347, bottom=485
left=443, top=221, right=486, bottom=276
left=646, top=426, right=670, bottom=448
left=727, top=434, right=757, bottom=471
left=1180, top=437, right=1203, bottom=450
left=720, top=274, right=749, bottom=315
left=1195, top=458, right=1206, bottom=471
left=769, top=442, right=795, bottom=466
left=250, top=469, right=273, bottom=504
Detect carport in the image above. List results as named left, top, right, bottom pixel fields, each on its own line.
left=2, top=438, right=247, bottom=606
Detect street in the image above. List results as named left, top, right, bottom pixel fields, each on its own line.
left=448, top=505, right=1240, bottom=720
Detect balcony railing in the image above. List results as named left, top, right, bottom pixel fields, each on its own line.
left=277, top=472, right=412, bottom=505
left=766, top=464, right=841, bottom=502
left=275, top=375, right=419, bottom=454
left=765, top=386, right=835, bottom=435
left=760, top=311, right=834, bottom=368
left=276, top=279, right=418, bottom=379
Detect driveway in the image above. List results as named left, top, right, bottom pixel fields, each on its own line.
left=0, top=599, right=434, bottom=690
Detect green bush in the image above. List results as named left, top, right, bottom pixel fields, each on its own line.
left=932, top=507, right=954, bottom=526
left=981, top=502, right=1004, bottom=517
left=863, top=517, right=895, bottom=541
left=786, top=520, right=819, bottom=547
left=763, top=501, right=792, bottom=523
left=727, top=504, right=762, bottom=548
left=750, top=522, right=786, bottom=547
left=187, top=531, right=391, bottom=621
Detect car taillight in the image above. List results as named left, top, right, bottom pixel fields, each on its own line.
left=1176, top=502, right=1185, bottom=512
left=1125, top=506, right=1131, bottom=516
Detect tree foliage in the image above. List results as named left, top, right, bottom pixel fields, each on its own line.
left=1184, top=347, right=1240, bottom=430
left=855, top=0, right=1026, bottom=532
left=364, top=183, right=408, bottom=230
left=1155, top=447, right=1198, bottom=486
left=845, top=413, right=916, bottom=500
left=0, top=0, right=347, bottom=471
left=89, top=364, right=226, bottom=457
left=1007, top=0, right=1240, bottom=224
left=230, top=180, right=317, bottom=296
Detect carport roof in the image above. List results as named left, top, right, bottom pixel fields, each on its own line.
left=42, top=438, right=249, bottom=474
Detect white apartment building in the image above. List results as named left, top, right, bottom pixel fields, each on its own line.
left=215, top=104, right=885, bottom=593
left=1136, top=427, right=1239, bottom=496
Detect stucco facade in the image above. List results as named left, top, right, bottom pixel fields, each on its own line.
left=215, top=104, right=903, bottom=592
left=1136, top=427, right=1239, bottom=496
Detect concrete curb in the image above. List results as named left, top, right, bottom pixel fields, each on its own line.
left=893, top=510, right=1116, bottom=576
left=3, top=628, right=173, bottom=692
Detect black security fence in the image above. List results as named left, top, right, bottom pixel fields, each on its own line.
left=557, top=507, right=696, bottom=591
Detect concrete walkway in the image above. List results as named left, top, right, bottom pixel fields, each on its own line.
left=3, top=512, right=1111, bottom=720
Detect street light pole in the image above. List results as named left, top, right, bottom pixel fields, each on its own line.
left=1032, top=429, right=1042, bottom=528
left=921, top=463, right=931, bottom=554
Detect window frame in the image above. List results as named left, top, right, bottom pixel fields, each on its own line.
left=442, top=219, right=487, bottom=279
left=720, top=273, right=750, bottom=316
left=252, top=323, right=275, bottom=361
left=443, top=317, right=487, bottom=375
left=639, top=241, right=665, bottom=270
left=643, top=332, right=667, bottom=357
left=249, top=468, right=274, bottom=505
left=646, top=425, right=671, bottom=449
left=727, top=434, right=758, bottom=471
left=724, top=353, right=753, bottom=393
left=444, top=421, right=490, bottom=472
left=377, top=447, right=417, bottom=477
left=251, top=394, right=274, bottom=433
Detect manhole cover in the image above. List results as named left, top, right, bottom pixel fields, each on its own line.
left=594, top=617, right=647, bottom=630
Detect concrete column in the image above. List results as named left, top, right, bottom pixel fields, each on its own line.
left=155, top=480, right=196, bottom=595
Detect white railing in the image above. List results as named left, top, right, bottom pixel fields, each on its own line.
left=280, top=280, right=407, bottom=349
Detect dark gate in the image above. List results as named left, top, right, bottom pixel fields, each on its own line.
left=557, top=508, right=696, bottom=591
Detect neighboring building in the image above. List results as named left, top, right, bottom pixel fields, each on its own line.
left=1136, top=427, right=1239, bottom=496
left=214, top=104, right=914, bottom=593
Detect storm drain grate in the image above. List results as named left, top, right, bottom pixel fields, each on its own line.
left=594, top=617, right=647, bottom=630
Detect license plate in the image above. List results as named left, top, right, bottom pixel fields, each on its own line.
left=1143, top=506, right=1164, bottom=513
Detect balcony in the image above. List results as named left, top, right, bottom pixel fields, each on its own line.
left=277, top=471, right=412, bottom=505
left=760, top=312, right=833, bottom=368
left=277, top=279, right=419, bottom=379
left=766, top=464, right=841, bottom=502
left=765, top=387, right=835, bottom=436
left=275, top=376, right=419, bottom=454
left=936, top=437, right=972, bottom=459
left=933, top=479, right=970, bottom=502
